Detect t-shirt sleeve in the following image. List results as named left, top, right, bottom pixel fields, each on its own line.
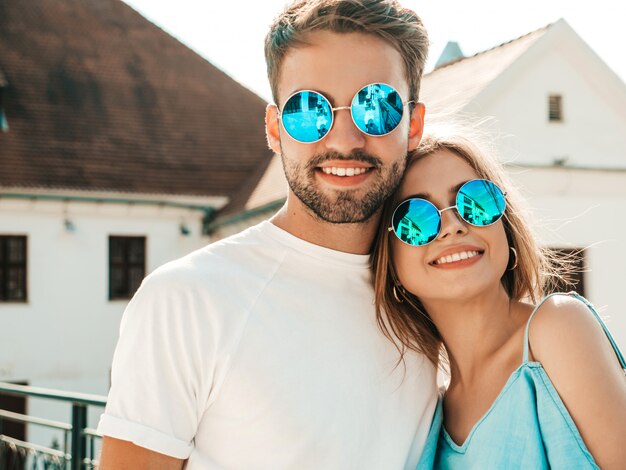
left=97, top=266, right=219, bottom=459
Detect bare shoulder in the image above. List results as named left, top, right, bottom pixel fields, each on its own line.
left=527, top=294, right=611, bottom=363
left=527, top=294, right=626, bottom=468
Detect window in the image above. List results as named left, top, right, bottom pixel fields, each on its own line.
left=547, top=248, right=585, bottom=296
left=109, top=236, right=146, bottom=300
left=0, top=236, right=27, bottom=302
left=0, top=79, right=9, bottom=132
left=548, top=95, right=563, bottom=122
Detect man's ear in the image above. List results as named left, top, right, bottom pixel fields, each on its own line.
left=265, top=104, right=282, bottom=154
left=407, top=102, right=425, bottom=151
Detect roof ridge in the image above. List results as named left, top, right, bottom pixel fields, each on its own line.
left=429, top=21, right=555, bottom=74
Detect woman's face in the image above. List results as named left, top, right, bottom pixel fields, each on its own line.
left=391, top=149, right=510, bottom=303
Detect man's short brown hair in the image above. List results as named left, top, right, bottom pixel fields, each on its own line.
left=265, top=0, right=429, bottom=105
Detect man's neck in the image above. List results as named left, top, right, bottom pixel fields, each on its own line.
left=270, top=196, right=380, bottom=255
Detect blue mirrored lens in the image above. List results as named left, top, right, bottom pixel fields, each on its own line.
left=456, top=180, right=506, bottom=226
left=281, top=91, right=333, bottom=143
left=351, top=83, right=404, bottom=136
left=392, top=198, right=441, bottom=246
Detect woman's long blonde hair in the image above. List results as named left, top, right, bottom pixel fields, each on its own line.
left=371, top=130, right=569, bottom=367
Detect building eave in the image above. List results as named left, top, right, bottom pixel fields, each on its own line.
left=0, top=185, right=229, bottom=209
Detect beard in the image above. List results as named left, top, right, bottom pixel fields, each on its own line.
left=281, top=149, right=405, bottom=224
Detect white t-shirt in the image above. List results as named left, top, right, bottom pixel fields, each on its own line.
left=98, top=221, right=437, bottom=469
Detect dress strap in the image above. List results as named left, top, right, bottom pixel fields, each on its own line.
left=522, top=293, right=561, bottom=362
left=522, top=292, right=626, bottom=368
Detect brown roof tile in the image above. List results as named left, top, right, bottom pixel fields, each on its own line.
left=0, top=0, right=273, bottom=200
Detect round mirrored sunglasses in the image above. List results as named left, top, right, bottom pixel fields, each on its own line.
left=389, top=179, right=507, bottom=247
left=279, top=83, right=413, bottom=143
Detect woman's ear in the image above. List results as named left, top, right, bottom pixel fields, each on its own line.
left=265, top=104, right=282, bottom=154
left=408, top=102, right=425, bottom=151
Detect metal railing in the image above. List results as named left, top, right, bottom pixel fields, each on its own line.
left=0, top=381, right=107, bottom=470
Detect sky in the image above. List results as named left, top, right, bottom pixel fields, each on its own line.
left=121, top=0, right=626, bottom=102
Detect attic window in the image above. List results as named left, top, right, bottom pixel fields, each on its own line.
left=548, top=95, right=562, bottom=122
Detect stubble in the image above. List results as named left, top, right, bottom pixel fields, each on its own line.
left=281, top=150, right=405, bottom=224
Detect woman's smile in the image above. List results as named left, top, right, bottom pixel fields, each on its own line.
left=430, top=246, right=484, bottom=268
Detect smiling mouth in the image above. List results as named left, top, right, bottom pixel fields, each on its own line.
left=431, top=250, right=484, bottom=266
left=318, top=167, right=373, bottom=176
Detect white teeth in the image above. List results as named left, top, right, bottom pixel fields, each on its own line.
left=320, top=167, right=370, bottom=176
left=433, top=250, right=481, bottom=265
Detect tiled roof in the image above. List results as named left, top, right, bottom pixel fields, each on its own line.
left=420, top=24, right=550, bottom=114
left=0, top=0, right=273, bottom=201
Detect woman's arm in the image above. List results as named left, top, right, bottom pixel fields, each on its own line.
left=529, top=295, right=626, bottom=469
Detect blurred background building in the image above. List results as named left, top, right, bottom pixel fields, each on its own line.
left=1, top=0, right=625, bottom=465
left=0, top=0, right=272, bottom=460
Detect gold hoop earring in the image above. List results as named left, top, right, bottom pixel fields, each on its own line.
left=392, top=285, right=404, bottom=303
left=509, top=247, right=518, bottom=270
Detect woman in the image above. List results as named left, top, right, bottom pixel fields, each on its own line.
left=371, top=132, right=626, bottom=468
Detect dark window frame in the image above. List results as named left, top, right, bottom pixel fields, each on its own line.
left=548, top=94, right=563, bottom=122
left=108, top=236, right=146, bottom=300
left=0, top=235, right=28, bottom=302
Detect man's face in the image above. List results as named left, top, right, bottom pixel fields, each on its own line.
left=266, top=31, right=424, bottom=224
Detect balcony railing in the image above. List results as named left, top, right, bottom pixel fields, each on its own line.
left=0, top=381, right=107, bottom=469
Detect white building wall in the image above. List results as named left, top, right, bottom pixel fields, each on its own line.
left=468, top=44, right=626, bottom=169
left=459, top=38, right=626, bottom=349
left=0, top=197, right=211, bottom=446
left=508, top=167, right=626, bottom=350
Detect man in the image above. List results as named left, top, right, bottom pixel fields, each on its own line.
left=98, top=0, right=436, bottom=468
